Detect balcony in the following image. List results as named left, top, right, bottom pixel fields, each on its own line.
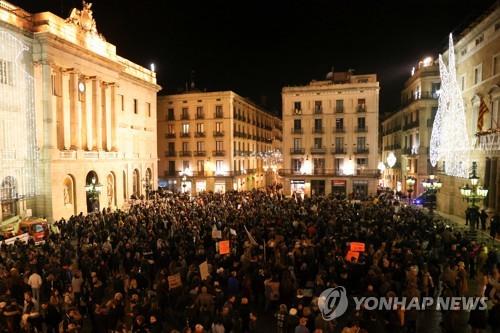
left=291, top=128, right=303, bottom=134
left=164, top=170, right=178, bottom=177
left=165, top=151, right=176, bottom=157
left=180, top=132, right=191, bottom=138
left=194, top=132, right=206, bottom=138
left=401, top=91, right=438, bottom=108
left=403, top=120, right=419, bottom=131
left=355, top=126, right=368, bottom=133
left=214, top=112, right=224, bottom=119
left=194, top=150, right=206, bottom=157
left=290, top=148, right=305, bottom=154
left=167, top=116, right=175, bottom=121
left=310, top=147, right=326, bottom=154
left=331, top=148, right=346, bottom=154
left=401, top=147, right=419, bottom=155
left=354, top=148, right=369, bottom=154
left=213, top=131, right=225, bottom=137
left=335, top=106, right=344, bottom=113
left=333, top=127, right=345, bottom=133
left=59, top=150, right=76, bottom=160
left=181, top=113, right=190, bottom=120
left=356, top=104, right=366, bottom=113
left=213, top=150, right=225, bottom=156
left=278, top=168, right=380, bottom=178
left=384, top=125, right=402, bottom=135
left=195, top=112, right=205, bottom=120
left=165, top=133, right=176, bottom=139
left=314, top=107, right=323, bottom=114
left=178, top=151, right=192, bottom=157
left=293, top=108, right=302, bottom=115
left=312, top=127, right=324, bottom=134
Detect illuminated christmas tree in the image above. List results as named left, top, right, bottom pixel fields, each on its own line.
left=429, top=34, right=469, bottom=178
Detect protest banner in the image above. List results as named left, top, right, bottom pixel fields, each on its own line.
left=345, top=251, right=360, bottom=262
left=219, top=240, right=230, bottom=255
left=199, top=261, right=209, bottom=280
left=349, top=242, right=365, bottom=252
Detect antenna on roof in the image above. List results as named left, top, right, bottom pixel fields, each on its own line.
left=190, top=70, right=196, bottom=89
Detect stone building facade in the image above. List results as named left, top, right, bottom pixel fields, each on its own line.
left=280, top=72, right=380, bottom=197
left=157, top=91, right=282, bottom=193
left=0, top=1, right=160, bottom=221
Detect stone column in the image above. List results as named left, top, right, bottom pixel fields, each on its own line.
left=103, top=83, right=111, bottom=151
left=69, top=72, right=81, bottom=149
left=489, top=158, right=498, bottom=210
left=484, top=157, right=491, bottom=189
left=110, top=83, right=118, bottom=151
left=84, top=79, right=92, bottom=150
left=92, top=78, right=102, bottom=150
left=62, top=71, right=71, bottom=150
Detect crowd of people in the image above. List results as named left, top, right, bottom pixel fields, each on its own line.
left=0, top=188, right=499, bottom=333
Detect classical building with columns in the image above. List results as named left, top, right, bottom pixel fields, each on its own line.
left=436, top=3, right=500, bottom=217
left=0, top=1, right=160, bottom=221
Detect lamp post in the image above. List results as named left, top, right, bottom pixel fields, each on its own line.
left=386, top=152, right=397, bottom=190
left=85, top=176, right=103, bottom=213
left=460, top=162, right=488, bottom=232
left=422, top=174, right=442, bottom=215
left=406, top=176, right=416, bottom=204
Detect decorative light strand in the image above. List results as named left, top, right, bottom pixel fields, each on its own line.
left=429, top=34, right=469, bottom=178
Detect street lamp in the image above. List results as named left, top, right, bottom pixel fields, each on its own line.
left=460, top=161, right=488, bottom=232
left=422, top=174, right=442, bottom=214
left=406, top=176, right=416, bottom=203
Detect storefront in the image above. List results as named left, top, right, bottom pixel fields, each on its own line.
left=311, top=180, right=325, bottom=196
left=353, top=180, right=369, bottom=199
left=290, top=179, right=306, bottom=195
left=195, top=180, right=206, bottom=193
left=214, top=181, right=226, bottom=193
left=331, top=179, right=347, bottom=197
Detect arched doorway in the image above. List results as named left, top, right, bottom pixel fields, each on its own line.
left=106, top=172, right=116, bottom=208
left=85, top=171, right=100, bottom=213
left=63, top=175, right=77, bottom=215
left=132, top=169, right=140, bottom=198
left=1, top=176, right=17, bottom=221
left=145, top=168, right=152, bottom=199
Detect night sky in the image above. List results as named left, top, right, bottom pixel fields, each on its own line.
left=12, top=0, right=497, bottom=115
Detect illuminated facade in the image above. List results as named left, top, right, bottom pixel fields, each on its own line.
left=381, top=58, right=440, bottom=194
left=0, top=3, right=37, bottom=222
left=0, top=1, right=160, bottom=221
left=157, top=91, right=282, bottom=193
left=437, top=3, right=500, bottom=217
left=280, top=72, right=380, bottom=197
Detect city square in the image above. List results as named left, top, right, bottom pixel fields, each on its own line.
left=0, top=0, right=500, bottom=332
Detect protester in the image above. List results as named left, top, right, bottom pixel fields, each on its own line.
left=0, top=188, right=498, bottom=333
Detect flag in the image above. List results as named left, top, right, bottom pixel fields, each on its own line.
left=244, top=225, right=259, bottom=246
left=477, top=96, right=489, bottom=132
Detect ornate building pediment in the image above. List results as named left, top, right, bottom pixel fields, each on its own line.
left=65, top=1, right=105, bottom=40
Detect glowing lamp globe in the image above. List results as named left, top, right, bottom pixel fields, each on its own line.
left=386, top=152, right=397, bottom=168
left=377, top=161, right=386, bottom=172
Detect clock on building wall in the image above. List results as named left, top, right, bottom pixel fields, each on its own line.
left=78, top=81, right=85, bottom=93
